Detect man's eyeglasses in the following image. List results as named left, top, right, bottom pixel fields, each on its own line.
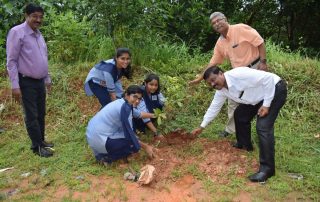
left=211, top=18, right=225, bottom=25
left=29, top=14, right=43, bottom=20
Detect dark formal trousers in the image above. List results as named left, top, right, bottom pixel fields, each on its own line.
left=19, top=74, right=46, bottom=149
left=88, top=80, right=112, bottom=107
left=234, top=80, right=287, bottom=173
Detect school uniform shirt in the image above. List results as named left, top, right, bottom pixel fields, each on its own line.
left=135, top=86, right=165, bottom=123
left=6, top=21, right=50, bottom=89
left=200, top=67, right=281, bottom=128
left=86, top=98, right=141, bottom=154
left=84, top=59, right=123, bottom=97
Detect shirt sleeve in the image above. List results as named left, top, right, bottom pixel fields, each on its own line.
left=103, top=72, right=116, bottom=92
left=135, top=99, right=151, bottom=123
left=209, top=41, right=225, bottom=65
left=132, top=107, right=142, bottom=119
left=6, top=29, right=21, bottom=89
left=200, top=91, right=227, bottom=128
left=158, top=92, right=166, bottom=106
left=114, top=79, right=123, bottom=98
left=260, top=76, right=276, bottom=107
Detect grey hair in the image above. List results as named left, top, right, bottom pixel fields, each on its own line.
left=209, top=12, right=226, bottom=21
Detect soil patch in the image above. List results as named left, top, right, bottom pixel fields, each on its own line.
left=4, top=129, right=260, bottom=201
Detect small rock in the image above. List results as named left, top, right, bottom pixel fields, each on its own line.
left=288, top=173, right=303, bottom=180
left=21, top=172, right=31, bottom=178
left=40, top=169, right=47, bottom=176
left=7, top=189, right=19, bottom=197
left=76, top=176, right=84, bottom=180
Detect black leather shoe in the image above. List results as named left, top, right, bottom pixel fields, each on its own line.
left=33, top=146, right=53, bottom=157
left=232, top=142, right=253, bottom=151
left=219, top=130, right=231, bottom=137
left=248, top=171, right=274, bottom=182
left=42, top=141, right=54, bottom=148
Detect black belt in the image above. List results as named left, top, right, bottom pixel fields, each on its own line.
left=248, top=57, right=260, bottom=68
left=18, top=73, right=44, bottom=81
left=275, top=79, right=284, bottom=87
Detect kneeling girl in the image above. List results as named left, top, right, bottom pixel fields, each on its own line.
left=86, top=85, right=156, bottom=164
left=134, top=73, right=165, bottom=139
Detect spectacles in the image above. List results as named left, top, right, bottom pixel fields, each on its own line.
left=211, top=18, right=225, bottom=25
left=29, top=14, right=43, bottom=20
left=131, top=94, right=142, bottom=101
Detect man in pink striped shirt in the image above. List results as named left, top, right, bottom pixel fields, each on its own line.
left=6, top=3, right=53, bottom=157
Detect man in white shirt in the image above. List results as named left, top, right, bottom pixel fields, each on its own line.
left=191, top=66, right=287, bottom=182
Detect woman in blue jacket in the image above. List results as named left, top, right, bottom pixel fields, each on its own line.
left=84, top=48, right=132, bottom=107
left=134, top=74, right=165, bottom=140
left=86, top=85, right=156, bottom=164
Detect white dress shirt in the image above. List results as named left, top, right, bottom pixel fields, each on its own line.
left=200, top=67, right=281, bottom=128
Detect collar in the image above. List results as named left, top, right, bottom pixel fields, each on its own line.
left=220, top=24, right=232, bottom=40
left=23, top=21, right=40, bottom=37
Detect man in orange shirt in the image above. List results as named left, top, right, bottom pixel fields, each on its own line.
left=190, top=12, right=267, bottom=137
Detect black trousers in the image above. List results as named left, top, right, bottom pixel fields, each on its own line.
left=19, top=74, right=46, bottom=149
left=234, top=80, right=287, bottom=173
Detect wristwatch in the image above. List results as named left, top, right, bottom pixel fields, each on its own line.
left=260, top=59, right=267, bottom=64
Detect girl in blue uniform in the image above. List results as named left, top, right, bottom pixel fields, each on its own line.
left=84, top=48, right=132, bottom=107
left=134, top=73, right=165, bottom=140
left=86, top=85, right=156, bottom=164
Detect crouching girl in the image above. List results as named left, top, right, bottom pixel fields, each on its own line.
left=84, top=48, right=132, bottom=108
left=134, top=73, right=165, bottom=140
left=86, top=85, right=156, bottom=164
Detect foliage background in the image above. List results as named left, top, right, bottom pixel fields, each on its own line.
left=1, top=0, right=320, bottom=63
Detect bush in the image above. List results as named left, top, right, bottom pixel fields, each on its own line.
left=42, top=11, right=95, bottom=63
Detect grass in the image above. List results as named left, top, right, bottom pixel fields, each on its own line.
left=0, top=38, right=320, bottom=201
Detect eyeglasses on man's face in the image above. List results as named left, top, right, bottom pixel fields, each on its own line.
left=211, top=18, right=225, bottom=26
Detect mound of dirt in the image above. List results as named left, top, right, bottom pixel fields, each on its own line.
left=133, top=128, right=259, bottom=186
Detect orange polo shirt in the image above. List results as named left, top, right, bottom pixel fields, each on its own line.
left=209, top=24, right=264, bottom=68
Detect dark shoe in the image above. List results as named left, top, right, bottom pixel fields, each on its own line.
left=33, top=146, right=53, bottom=158
left=248, top=171, right=275, bottom=182
left=232, top=142, right=253, bottom=151
left=219, top=130, right=231, bottom=137
left=42, top=141, right=54, bottom=148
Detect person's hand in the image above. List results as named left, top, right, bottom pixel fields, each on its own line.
left=191, top=127, right=203, bottom=138
left=188, top=75, right=202, bottom=86
left=45, top=83, right=52, bottom=94
left=258, top=62, right=268, bottom=71
left=145, top=145, right=158, bottom=159
left=257, top=106, right=269, bottom=117
left=154, top=134, right=165, bottom=141
left=12, top=88, right=22, bottom=103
